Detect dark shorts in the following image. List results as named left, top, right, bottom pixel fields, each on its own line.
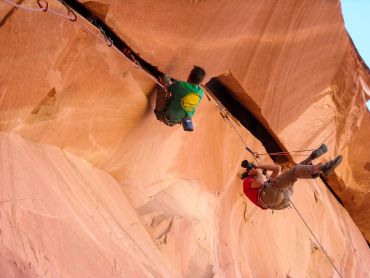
left=154, top=110, right=178, bottom=126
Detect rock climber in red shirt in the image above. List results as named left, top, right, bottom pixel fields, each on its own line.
left=241, top=144, right=342, bottom=210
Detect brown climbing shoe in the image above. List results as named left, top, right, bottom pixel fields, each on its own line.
left=321, top=155, right=343, bottom=176
left=310, top=144, right=328, bottom=159
left=300, top=144, right=329, bottom=165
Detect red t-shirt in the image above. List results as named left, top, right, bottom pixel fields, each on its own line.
left=243, top=177, right=267, bottom=209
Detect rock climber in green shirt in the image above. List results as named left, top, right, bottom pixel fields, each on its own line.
left=154, top=66, right=206, bottom=131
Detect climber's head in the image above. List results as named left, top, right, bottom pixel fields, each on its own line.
left=240, top=160, right=257, bottom=179
left=187, top=66, right=206, bottom=85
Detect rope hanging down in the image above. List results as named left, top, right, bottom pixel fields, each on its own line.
left=290, top=201, right=343, bottom=278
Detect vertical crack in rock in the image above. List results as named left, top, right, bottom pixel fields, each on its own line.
left=58, top=0, right=164, bottom=81
left=83, top=1, right=110, bottom=23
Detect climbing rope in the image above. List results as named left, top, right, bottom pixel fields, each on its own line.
left=203, top=88, right=262, bottom=164
left=2, top=0, right=47, bottom=12
left=290, top=200, right=343, bottom=278
left=47, top=4, right=76, bottom=20
left=256, top=150, right=316, bottom=157
left=224, top=114, right=268, bottom=175
left=259, top=149, right=316, bottom=154
left=2, top=0, right=76, bottom=20
left=203, top=83, right=325, bottom=160
left=2, top=0, right=73, bottom=20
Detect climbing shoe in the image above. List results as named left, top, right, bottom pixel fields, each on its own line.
left=321, top=155, right=343, bottom=176
left=300, top=144, right=328, bottom=165
left=310, top=144, right=328, bottom=159
left=181, top=116, right=193, bottom=132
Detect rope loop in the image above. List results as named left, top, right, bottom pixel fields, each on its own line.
left=37, top=0, right=48, bottom=11
left=129, top=54, right=142, bottom=69
left=97, top=26, right=113, bottom=47
left=106, top=37, right=113, bottom=47
left=3, top=0, right=47, bottom=12
left=47, top=5, right=76, bottom=21
left=67, top=9, right=77, bottom=21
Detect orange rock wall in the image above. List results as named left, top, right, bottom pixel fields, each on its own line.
left=0, top=132, right=174, bottom=277
left=0, top=0, right=369, bottom=277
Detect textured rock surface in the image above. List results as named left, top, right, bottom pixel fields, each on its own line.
left=0, top=0, right=369, bottom=277
left=0, top=132, right=174, bottom=277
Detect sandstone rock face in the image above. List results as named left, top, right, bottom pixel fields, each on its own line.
left=0, top=132, right=174, bottom=277
left=0, top=0, right=369, bottom=277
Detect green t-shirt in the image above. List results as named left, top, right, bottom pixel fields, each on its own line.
left=166, top=81, right=204, bottom=123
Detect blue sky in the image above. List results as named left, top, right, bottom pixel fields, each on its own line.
left=341, top=0, right=370, bottom=111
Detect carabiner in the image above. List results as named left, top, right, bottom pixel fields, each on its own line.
left=37, top=0, right=48, bottom=11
